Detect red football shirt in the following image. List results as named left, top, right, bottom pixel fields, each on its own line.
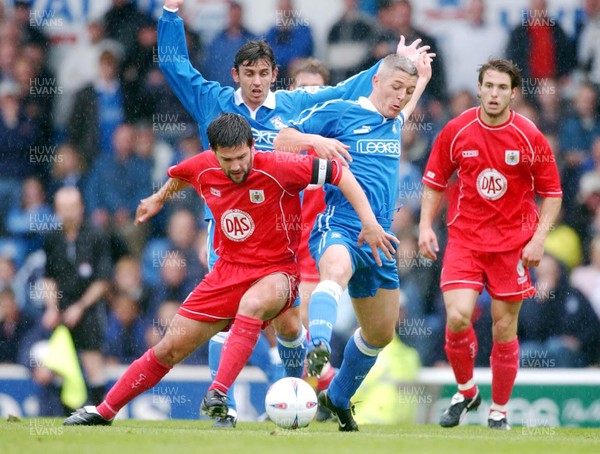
left=422, top=107, right=562, bottom=252
left=168, top=150, right=342, bottom=265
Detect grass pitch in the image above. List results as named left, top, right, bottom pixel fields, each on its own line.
left=2, top=418, right=599, bottom=454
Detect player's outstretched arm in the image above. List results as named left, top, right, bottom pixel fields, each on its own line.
left=336, top=167, right=399, bottom=266
left=521, top=197, right=562, bottom=268
left=274, top=127, right=352, bottom=167
left=135, top=178, right=190, bottom=225
left=418, top=185, right=443, bottom=260
left=158, top=3, right=226, bottom=124
left=401, top=52, right=433, bottom=121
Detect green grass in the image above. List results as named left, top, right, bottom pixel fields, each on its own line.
left=2, top=418, right=599, bottom=454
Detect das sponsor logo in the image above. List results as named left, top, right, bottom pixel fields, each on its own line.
left=221, top=209, right=255, bottom=241
left=476, top=168, right=507, bottom=200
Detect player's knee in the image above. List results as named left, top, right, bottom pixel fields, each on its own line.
left=446, top=309, right=471, bottom=331
left=238, top=295, right=268, bottom=319
left=492, top=317, right=517, bottom=341
left=273, top=313, right=302, bottom=340
left=153, top=338, right=185, bottom=366
left=362, top=328, right=395, bottom=348
left=318, top=259, right=351, bottom=284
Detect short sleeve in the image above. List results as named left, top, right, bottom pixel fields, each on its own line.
left=531, top=133, right=563, bottom=198
left=167, top=152, right=208, bottom=183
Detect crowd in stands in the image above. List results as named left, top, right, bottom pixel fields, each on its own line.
left=1, top=0, right=600, bottom=390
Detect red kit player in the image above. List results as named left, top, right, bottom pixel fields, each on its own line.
left=64, top=113, right=396, bottom=426
left=418, top=59, right=562, bottom=430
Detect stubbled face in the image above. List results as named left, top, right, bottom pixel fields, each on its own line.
left=232, top=59, right=277, bottom=110
left=214, top=144, right=253, bottom=184
left=372, top=69, right=417, bottom=119
left=478, top=69, right=515, bottom=120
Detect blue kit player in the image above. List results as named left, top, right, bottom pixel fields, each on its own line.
left=159, top=0, right=431, bottom=427
left=274, top=51, right=433, bottom=431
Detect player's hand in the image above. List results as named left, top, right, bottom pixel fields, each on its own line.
left=415, top=51, right=433, bottom=82
left=521, top=238, right=544, bottom=267
left=418, top=225, right=439, bottom=260
left=135, top=194, right=164, bottom=225
left=396, top=35, right=436, bottom=63
left=62, top=303, right=85, bottom=329
left=164, top=0, right=184, bottom=10
left=311, top=136, right=352, bottom=167
left=357, top=223, right=399, bottom=266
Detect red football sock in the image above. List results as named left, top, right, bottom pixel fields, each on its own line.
left=490, top=337, right=520, bottom=406
left=210, top=314, right=262, bottom=394
left=97, top=348, right=172, bottom=420
left=445, top=325, right=478, bottom=398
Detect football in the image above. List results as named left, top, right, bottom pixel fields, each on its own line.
left=264, top=377, right=318, bottom=429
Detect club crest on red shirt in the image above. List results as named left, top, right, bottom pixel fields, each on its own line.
left=250, top=189, right=265, bottom=204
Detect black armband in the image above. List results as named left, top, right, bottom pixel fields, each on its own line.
left=310, top=158, right=333, bottom=185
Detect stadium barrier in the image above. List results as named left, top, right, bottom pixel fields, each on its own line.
left=0, top=365, right=598, bottom=427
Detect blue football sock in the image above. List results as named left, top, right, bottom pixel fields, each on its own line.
left=276, top=326, right=307, bottom=378
left=308, top=280, right=343, bottom=348
left=328, top=328, right=382, bottom=409
left=208, top=333, right=236, bottom=412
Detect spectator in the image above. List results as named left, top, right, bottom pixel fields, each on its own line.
left=534, top=77, right=563, bottom=134
left=6, top=176, right=53, bottom=252
left=13, top=53, right=53, bottom=149
left=0, top=24, right=20, bottom=82
left=568, top=163, right=600, bottom=261
left=11, top=0, right=48, bottom=49
left=265, top=0, right=314, bottom=80
left=394, top=231, right=443, bottom=366
left=571, top=234, right=600, bottom=319
left=69, top=49, right=125, bottom=166
left=112, top=256, right=152, bottom=320
left=201, top=1, right=257, bottom=88
left=506, top=0, right=576, bottom=89
left=326, top=0, right=377, bottom=84
left=84, top=123, right=152, bottom=256
left=0, top=257, right=23, bottom=307
left=148, top=249, right=197, bottom=321
left=41, top=187, right=112, bottom=406
left=519, top=254, right=600, bottom=367
left=288, top=57, right=330, bottom=88
left=0, top=287, right=33, bottom=363
left=559, top=83, right=600, bottom=216
left=46, top=143, right=87, bottom=200
left=0, top=79, right=38, bottom=232
left=437, top=0, right=508, bottom=97
left=121, top=16, right=160, bottom=122
left=142, top=209, right=205, bottom=290
left=134, top=123, right=174, bottom=187
left=57, top=19, right=123, bottom=130
left=362, top=0, right=447, bottom=101
left=103, top=0, right=153, bottom=58
left=578, top=0, right=600, bottom=88
left=104, top=291, right=147, bottom=364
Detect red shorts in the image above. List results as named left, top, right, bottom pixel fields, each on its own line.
left=441, top=241, right=536, bottom=303
left=298, top=186, right=325, bottom=283
left=177, top=259, right=299, bottom=328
